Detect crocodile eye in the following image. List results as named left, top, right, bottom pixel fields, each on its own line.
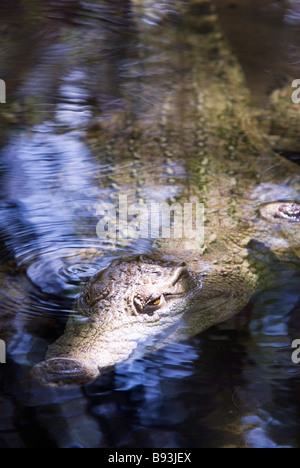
left=132, top=294, right=165, bottom=317
left=142, top=295, right=165, bottom=316
left=148, top=298, right=161, bottom=307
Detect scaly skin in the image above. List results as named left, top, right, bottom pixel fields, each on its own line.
left=33, top=0, right=300, bottom=386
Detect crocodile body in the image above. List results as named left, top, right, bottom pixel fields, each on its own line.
left=33, top=0, right=300, bottom=385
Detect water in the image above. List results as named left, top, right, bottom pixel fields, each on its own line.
left=0, top=0, right=300, bottom=448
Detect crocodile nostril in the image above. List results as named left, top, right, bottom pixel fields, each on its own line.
left=259, top=202, right=300, bottom=224
left=31, top=358, right=97, bottom=386
left=276, top=203, right=300, bottom=222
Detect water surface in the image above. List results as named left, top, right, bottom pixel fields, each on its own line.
left=0, top=0, right=300, bottom=448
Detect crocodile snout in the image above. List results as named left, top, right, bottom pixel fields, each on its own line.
left=32, top=358, right=99, bottom=386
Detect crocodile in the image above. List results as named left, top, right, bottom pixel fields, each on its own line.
left=32, top=0, right=300, bottom=386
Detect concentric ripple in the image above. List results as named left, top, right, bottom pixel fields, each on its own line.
left=25, top=246, right=106, bottom=297
left=21, top=240, right=135, bottom=298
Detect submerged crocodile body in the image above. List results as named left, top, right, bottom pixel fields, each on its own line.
left=33, top=0, right=300, bottom=385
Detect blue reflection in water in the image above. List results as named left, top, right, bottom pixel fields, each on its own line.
left=285, top=0, right=300, bottom=25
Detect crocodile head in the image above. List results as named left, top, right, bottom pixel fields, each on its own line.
left=32, top=255, right=251, bottom=386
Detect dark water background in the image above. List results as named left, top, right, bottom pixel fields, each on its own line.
left=0, top=0, right=300, bottom=448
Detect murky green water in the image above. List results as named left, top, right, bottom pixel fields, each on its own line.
left=0, top=0, right=300, bottom=448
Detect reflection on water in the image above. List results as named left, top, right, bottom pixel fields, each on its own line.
left=285, top=0, right=300, bottom=26
left=215, top=0, right=300, bottom=104
left=0, top=0, right=300, bottom=448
